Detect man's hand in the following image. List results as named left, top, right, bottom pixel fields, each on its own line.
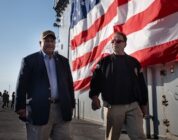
left=140, top=105, right=148, bottom=117
left=17, top=109, right=26, bottom=118
left=91, top=96, right=101, bottom=110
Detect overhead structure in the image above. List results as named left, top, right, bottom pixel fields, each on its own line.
left=54, top=0, right=69, bottom=17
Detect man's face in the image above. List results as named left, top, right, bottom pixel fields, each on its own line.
left=111, top=33, right=126, bottom=54
left=40, top=36, right=56, bottom=56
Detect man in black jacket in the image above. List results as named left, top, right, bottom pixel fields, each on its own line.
left=15, top=30, right=75, bottom=140
left=89, top=31, right=148, bottom=140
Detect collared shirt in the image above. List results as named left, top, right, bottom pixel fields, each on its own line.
left=41, top=51, right=58, bottom=99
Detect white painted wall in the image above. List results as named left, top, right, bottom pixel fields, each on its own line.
left=56, top=4, right=71, bottom=58
left=147, top=62, right=178, bottom=138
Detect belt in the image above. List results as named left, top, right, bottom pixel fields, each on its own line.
left=48, top=98, right=60, bottom=104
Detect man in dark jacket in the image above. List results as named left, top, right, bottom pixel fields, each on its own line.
left=15, top=30, right=75, bottom=140
left=89, top=31, right=148, bottom=140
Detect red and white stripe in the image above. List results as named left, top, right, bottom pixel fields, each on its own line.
left=70, top=0, right=178, bottom=91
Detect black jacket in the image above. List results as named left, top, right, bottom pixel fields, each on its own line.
left=15, top=51, right=75, bottom=125
left=89, top=54, right=148, bottom=105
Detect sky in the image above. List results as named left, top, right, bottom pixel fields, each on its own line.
left=0, top=0, right=58, bottom=95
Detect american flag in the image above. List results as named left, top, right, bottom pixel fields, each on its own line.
left=70, top=0, right=178, bottom=91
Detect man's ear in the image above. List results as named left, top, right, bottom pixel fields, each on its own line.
left=39, top=41, right=41, bottom=45
left=124, top=42, right=127, bottom=47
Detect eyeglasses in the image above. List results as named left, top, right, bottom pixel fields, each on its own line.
left=111, top=39, right=125, bottom=44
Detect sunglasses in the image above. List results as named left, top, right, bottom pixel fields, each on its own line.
left=111, top=39, right=125, bottom=44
